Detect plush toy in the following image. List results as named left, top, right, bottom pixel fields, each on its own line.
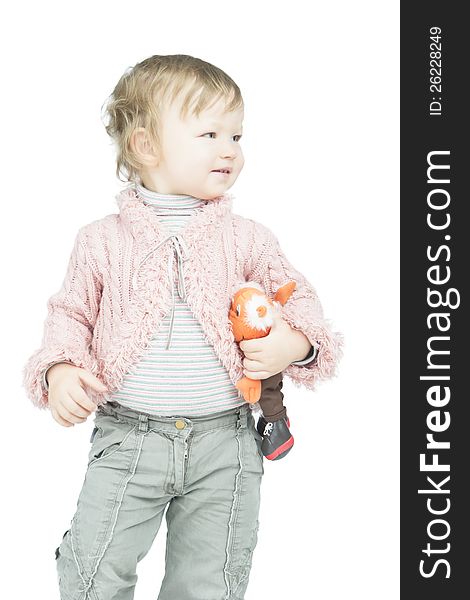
left=229, top=280, right=296, bottom=460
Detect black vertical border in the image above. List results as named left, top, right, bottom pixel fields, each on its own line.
left=401, top=3, right=468, bottom=598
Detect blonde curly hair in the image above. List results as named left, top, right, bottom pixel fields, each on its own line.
left=101, top=54, right=244, bottom=184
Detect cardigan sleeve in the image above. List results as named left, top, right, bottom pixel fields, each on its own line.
left=22, top=225, right=102, bottom=409
left=247, top=221, right=343, bottom=391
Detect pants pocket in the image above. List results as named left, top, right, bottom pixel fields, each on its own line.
left=87, top=414, right=136, bottom=468
left=55, top=528, right=72, bottom=594
left=54, top=528, right=70, bottom=560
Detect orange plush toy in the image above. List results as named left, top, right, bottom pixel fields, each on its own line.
left=229, top=280, right=297, bottom=460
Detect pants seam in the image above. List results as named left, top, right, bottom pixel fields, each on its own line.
left=74, top=430, right=145, bottom=599
left=223, top=424, right=243, bottom=599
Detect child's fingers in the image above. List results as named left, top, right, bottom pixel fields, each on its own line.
left=58, top=394, right=91, bottom=423
left=239, top=339, right=261, bottom=353
left=50, top=405, right=74, bottom=427
left=78, top=370, right=108, bottom=393
left=51, top=398, right=86, bottom=427
left=72, top=386, right=97, bottom=414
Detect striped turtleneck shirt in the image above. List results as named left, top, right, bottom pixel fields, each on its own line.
left=107, top=183, right=246, bottom=417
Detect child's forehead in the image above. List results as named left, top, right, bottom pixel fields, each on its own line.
left=195, top=106, right=243, bottom=123
left=186, top=101, right=244, bottom=125
left=166, top=86, right=243, bottom=123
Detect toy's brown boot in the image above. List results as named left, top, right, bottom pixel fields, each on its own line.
left=256, top=415, right=294, bottom=460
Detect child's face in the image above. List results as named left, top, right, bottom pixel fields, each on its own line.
left=141, top=92, right=244, bottom=200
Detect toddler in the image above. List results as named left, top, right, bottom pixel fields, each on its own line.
left=23, top=54, right=342, bottom=600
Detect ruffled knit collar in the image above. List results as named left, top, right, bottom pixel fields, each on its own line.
left=134, top=182, right=207, bottom=211
left=115, top=184, right=234, bottom=245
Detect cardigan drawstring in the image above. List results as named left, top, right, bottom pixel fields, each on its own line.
left=131, top=234, right=189, bottom=350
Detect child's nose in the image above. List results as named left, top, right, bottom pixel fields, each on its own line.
left=220, top=151, right=236, bottom=160
left=220, top=144, right=237, bottom=160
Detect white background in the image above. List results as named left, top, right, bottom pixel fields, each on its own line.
left=1, top=1, right=399, bottom=598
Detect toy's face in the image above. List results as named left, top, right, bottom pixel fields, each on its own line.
left=143, top=87, right=245, bottom=201
left=229, top=288, right=274, bottom=341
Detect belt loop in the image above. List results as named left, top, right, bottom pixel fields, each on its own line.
left=236, top=406, right=247, bottom=429
left=235, top=407, right=241, bottom=430
left=138, top=413, right=149, bottom=433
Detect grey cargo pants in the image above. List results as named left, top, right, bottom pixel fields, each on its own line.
left=54, top=401, right=264, bottom=600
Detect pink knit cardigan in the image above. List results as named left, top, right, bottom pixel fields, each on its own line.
left=23, top=186, right=343, bottom=409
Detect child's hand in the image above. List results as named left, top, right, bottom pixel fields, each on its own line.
left=46, top=363, right=107, bottom=427
left=239, top=311, right=312, bottom=380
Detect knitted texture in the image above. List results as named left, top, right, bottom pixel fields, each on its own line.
left=22, top=186, right=343, bottom=409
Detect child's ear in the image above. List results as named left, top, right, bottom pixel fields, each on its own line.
left=131, top=128, right=158, bottom=163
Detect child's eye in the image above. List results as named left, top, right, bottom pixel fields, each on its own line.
left=201, top=132, right=242, bottom=142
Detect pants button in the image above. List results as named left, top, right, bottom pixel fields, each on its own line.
left=175, top=419, right=186, bottom=430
